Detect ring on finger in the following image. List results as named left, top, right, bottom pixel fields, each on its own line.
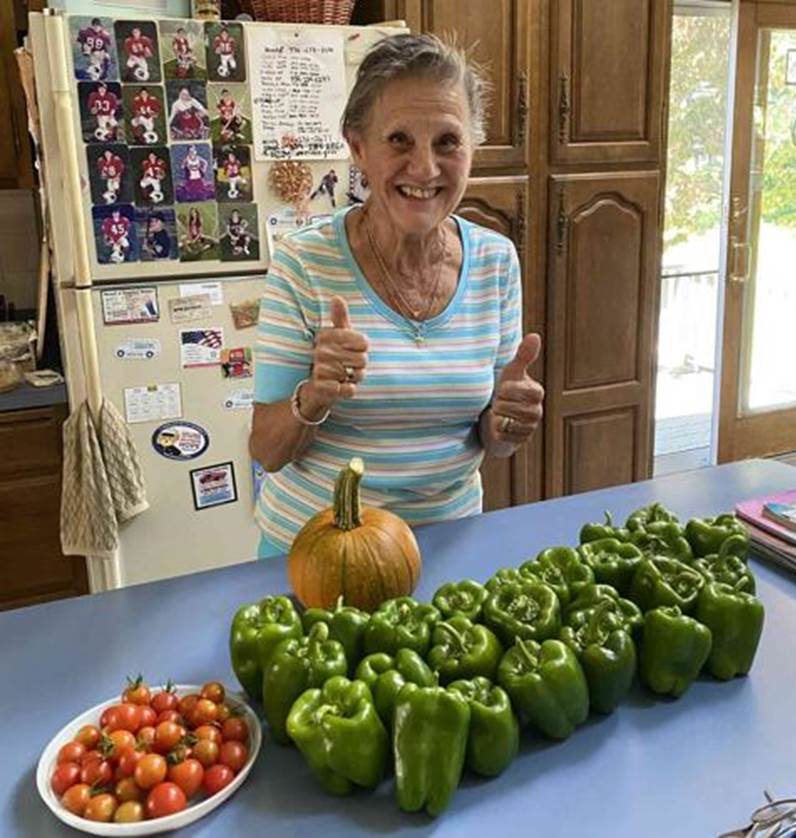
left=343, top=364, right=356, bottom=383
left=499, top=415, right=514, bottom=434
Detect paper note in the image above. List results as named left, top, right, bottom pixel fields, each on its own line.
left=169, top=294, right=213, bottom=324
left=123, top=383, right=182, bottom=424
left=248, top=27, right=347, bottom=160
left=101, top=287, right=159, bottom=325
left=179, top=281, right=223, bottom=305
left=180, top=327, right=224, bottom=367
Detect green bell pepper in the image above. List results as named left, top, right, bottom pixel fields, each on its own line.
left=533, top=546, right=595, bottom=597
left=626, top=502, right=679, bottom=532
left=577, top=538, right=643, bottom=596
left=286, top=676, right=388, bottom=795
left=579, top=511, right=631, bottom=544
left=362, top=597, right=441, bottom=658
left=497, top=638, right=589, bottom=740
left=301, top=595, right=370, bottom=676
left=565, top=583, right=643, bottom=638
left=559, top=600, right=637, bottom=714
left=518, top=558, right=571, bottom=608
left=639, top=606, right=712, bottom=698
left=355, top=649, right=435, bottom=729
left=628, top=521, right=693, bottom=563
left=485, top=567, right=528, bottom=593
left=695, top=582, right=765, bottom=680
left=229, top=595, right=303, bottom=700
left=427, top=616, right=503, bottom=684
left=690, top=550, right=756, bottom=594
left=482, top=579, right=561, bottom=646
left=448, top=677, right=519, bottom=777
left=432, top=579, right=488, bottom=621
left=262, top=622, right=348, bottom=745
left=393, top=680, right=471, bottom=817
left=629, top=557, right=705, bottom=614
left=685, top=513, right=749, bottom=558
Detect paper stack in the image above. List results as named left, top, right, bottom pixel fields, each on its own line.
left=736, top=489, right=796, bottom=572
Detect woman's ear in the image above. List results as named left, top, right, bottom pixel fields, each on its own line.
left=345, top=130, right=365, bottom=168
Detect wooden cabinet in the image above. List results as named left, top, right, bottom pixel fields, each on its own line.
left=550, top=0, right=669, bottom=165
left=0, top=405, right=88, bottom=610
left=0, top=0, right=34, bottom=188
left=545, top=172, right=660, bottom=496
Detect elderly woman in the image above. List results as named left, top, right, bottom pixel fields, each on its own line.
left=250, top=34, right=544, bottom=558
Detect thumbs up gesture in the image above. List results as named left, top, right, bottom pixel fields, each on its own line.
left=303, top=296, right=369, bottom=413
left=491, top=333, right=545, bottom=443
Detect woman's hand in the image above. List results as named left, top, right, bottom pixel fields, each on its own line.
left=300, top=296, right=369, bottom=418
left=489, top=333, right=545, bottom=444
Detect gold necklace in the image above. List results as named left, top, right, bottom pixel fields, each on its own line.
left=363, top=208, right=448, bottom=342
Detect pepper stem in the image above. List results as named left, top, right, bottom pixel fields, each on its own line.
left=333, top=457, right=364, bottom=531
left=335, top=594, right=345, bottom=612
left=516, top=637, right=538, bottom=670
left=437, top=621, right=467, bottom=652
left=585, top=599, right=614, bottom=647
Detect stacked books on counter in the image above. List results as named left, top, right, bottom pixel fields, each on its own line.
left=736, top=489, right=796, bottom=572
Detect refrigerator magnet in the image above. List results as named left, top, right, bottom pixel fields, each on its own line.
left=220, top=347, right=252, bottom=378
left=92, top=205, right=138, bottom=265
left=209, top=84, right=252, bottom=146
left=152, top=421, right=209, bottom=461
left=71, top=17, right=118, bottom=82
left=219, top=204, right=259, bottom=262
left=160, top=19, right=207, bottom=81
left=180, top=327, right=223, bottom=367
left=115, top=338, right=161, bottom=360
left=205, top=22, right=246, bottom=83
left=229, top=299, right=259, bottom=330
left=137, top=207, right=179, bottom=261
left=115, top=21, right=161, bottom=84
left=101, top=287, right=159, bottom=325
left=190, top=461, right=237, bottom=510
left=87, top=145, right=133, bottom=206
left=124, top=86, right=167, bottom=146
left=79, top=81, right=124, bottom=144
left=223, top=388, right=253, bottom=410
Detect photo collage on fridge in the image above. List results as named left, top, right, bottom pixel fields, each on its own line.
left=73, top=16, right=259, bottom=266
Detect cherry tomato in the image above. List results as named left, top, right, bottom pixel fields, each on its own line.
left=194, top=724, right=222, bottom=744
left=216, top=703, right=232, bottom=724
left=114, top=800, right=145, bottom=823
left=151, top=689, right=178, bottom=715
left=84, top=793, right=118, bottom=822
left=146, top=782, right=187, bottom=818
left=154, top=721, right=183, bottom=754
left=81, top=758, right=112, bottom=787
left=191, top=699, right=218, bottom=726
left=107, top=729, right=137, bottom=760
left=57, top=741, right=86, bottom=765
left=138, top=705, right=158, bottom=728
left=115, top=777, right=144, bottom=803
left=168, top=758, right=204, bottom=798
left=116, top=748, right=143, bottom=778
left=51, top=762, right=81, bottom=795
left=201, top=682, right=225, bottom=704
left=177, top=694, right=200, bottom=719
left=221, top=717, right=248, bottom=744
left=202, top=763, right=234, bottom=796
left=156, top=709, right=184, bottom=726
left=134, top=753, right=167, bottom=790
left=74, top=725, right=101, bottom=750
left=136, top=726, right=156, bottom=750
left=79, top=749, right=102, bottom=767
left=61, top=783, right=91, bottom=816
left=122, top=676, right=151, bottom=706
left=218, top=741, right=248, bottom=774
left=103, top=703, right=142, bottom=733
left=192, top=739, right=219, bottom=768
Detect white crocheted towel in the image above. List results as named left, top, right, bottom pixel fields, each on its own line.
left=60, top=400, right=148, bottom=559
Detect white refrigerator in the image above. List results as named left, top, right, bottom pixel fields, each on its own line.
left=28, top=10, right=402, bottom=590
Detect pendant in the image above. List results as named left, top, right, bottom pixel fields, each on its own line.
left=413, top=327, right=425, bottom=345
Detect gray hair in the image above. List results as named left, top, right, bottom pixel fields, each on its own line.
left=342, top=33, right=490, bottom=146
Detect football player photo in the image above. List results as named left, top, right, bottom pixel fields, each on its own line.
left=115, top=21, right=161, bottom=84
left=136, top=208, right=178, bottom=261
left=219, top=204, right=259, bottom=262
left=205, top=22, right=245, bottom=83
left=92, top=205, right=138, bottom=264
left=123, top=86, right=167, bottom=146
left=87, top=144, right=133, bottom=206
left=171, top=143, right=215, bottom=203
left=214, top=146, right=252, bottom=203
left=71, top=16, right=117, bottom=82
left=176, top=203, right=220, bottom=262
left=160, top=19, right=206, bottom=81
left=131, top=146, right=173, bottom=207
left=166, top=81, right=210, bottom=141
left=79, top=81, right=124, bottom=143
left=208, top=83, right=252, bottom=146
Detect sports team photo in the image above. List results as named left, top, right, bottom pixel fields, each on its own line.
left=70, top=16, right=118, bottom=82
left=218, top=203, right=259, bottom=262
left=114, top=20, right=160, bottom=84
left=78, top=81, right=124, bottom=143
left=171, top=143, right=215, bottom=203
left=86, top=144, right=133, bottom=206
left=214, top=145, right=252, bottom=203
left=92, top=204, right=138, bottom=264
left=176, top=203, right=220, bottom=262
left=131, top=146, right=174, bottom=207
left=208, top=83, right=252, bottom=146
left=205, top=22, right=245, bottom=83
left=160, top=19, right=207, bottom=81
left=136, top=207, right=178, bottom=261
left=123, top=85, right=166, bottom=146
left=166, top=80, right=210, bottom=141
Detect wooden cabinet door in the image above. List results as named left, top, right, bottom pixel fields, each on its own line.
left=550, top=0, right=669, bottom=165
left=546, top=172, right=660, bottom=497
left=457, top=176, right=542, bottom=510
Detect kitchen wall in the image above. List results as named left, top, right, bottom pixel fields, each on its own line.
left=0, top=190, right=39, bottom=314
left=47, top=0, right=190, bottom=17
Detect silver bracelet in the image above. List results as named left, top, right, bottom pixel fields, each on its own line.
left=290, top=378, right=330, bottom=426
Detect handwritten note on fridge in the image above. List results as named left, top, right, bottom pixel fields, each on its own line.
left=248, top=27, right=347, bottom=161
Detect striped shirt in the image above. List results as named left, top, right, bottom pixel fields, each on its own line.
left=254, top=208, right=522, bottom=552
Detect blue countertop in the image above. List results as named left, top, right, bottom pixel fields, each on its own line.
left=0, top=381, right=67, bottom=413
left=3, top=458, right=796, bottom=837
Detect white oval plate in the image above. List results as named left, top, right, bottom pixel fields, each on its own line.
left=36, top=684, right=262, bottom=836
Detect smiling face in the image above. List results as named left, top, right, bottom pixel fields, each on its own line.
left=346, top=76, right=474, bottom=239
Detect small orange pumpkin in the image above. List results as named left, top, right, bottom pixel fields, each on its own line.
left=287, top=457, right=422, bottom=612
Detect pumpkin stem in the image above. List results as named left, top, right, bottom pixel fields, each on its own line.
left=333, top=457, right=364, bottom=531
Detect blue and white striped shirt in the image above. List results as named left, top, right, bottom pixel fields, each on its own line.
left=254, top=207, right=521, bottom=553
